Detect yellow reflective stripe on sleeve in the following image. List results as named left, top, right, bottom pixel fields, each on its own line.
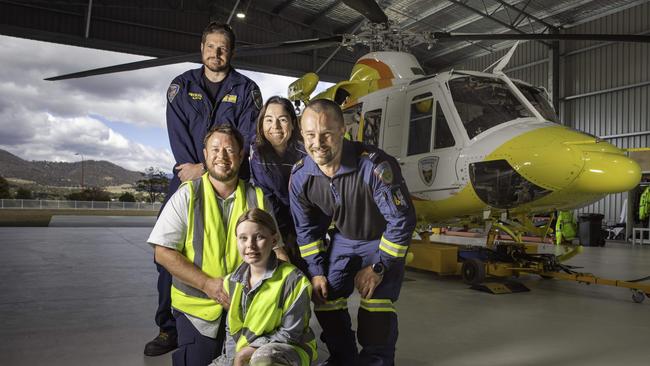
left=360, top=298, right=396, bottom=313
left=314, top=297, right=348, bottom=312
left=379, top=236, right=408, bottom=258
left=299, top=239, right=325, bottom=258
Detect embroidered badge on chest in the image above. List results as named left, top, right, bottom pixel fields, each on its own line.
left=167, top=84, right=179, bottom=103
left=222, top=94, right=238, bottom=103
left=188, top=92, right=203, bottom=101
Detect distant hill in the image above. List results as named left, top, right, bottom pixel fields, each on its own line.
left=0, top=149, right=144, bottom=187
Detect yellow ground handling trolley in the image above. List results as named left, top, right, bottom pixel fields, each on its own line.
left=407, top=225, right=650, bottom=303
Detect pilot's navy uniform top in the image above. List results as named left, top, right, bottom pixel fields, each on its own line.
left=289, top=140, right=416, bottom=277
left=250, top=141, right=306, bottom=240
left=165, top=66, right=261, bottom=194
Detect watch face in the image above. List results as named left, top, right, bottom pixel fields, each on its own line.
left=373, top=263, right=384, bottom=274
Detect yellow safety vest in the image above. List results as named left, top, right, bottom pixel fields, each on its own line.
left=224, top=262, right=317, bottom=366
left=640, top=186, right=650, bottom=220
left=171, top=173, right=264, bottom=321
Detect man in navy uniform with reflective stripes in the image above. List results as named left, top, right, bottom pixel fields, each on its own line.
left=289, top=99, right=416, bottom=366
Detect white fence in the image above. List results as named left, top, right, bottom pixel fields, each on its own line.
left=0, top=199, right=162, bottom=211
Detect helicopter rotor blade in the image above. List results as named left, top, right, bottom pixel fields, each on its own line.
left=45, top=36, right=343, bottom=81
left=342, top=0, right=388, bottom=24
left=45, top=53, right=201, bottom=81
left=237, top=36, right=343, bottom=57
left=433, top=32, right=650, bottom=43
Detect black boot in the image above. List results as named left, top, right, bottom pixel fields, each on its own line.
left=144, top=331, right=178, bottom=356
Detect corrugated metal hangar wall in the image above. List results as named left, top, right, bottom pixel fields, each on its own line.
left=452, top=1, right=650, bottom=226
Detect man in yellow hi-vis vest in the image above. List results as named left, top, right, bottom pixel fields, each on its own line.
left=149, top=125, right=286, bottom=366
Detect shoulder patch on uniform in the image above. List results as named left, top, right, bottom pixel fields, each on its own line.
left=167, top=83, right=180, bottom=103
left=373, top=160, right=394, bottom=185
left=252, top=88, right=262, bottom=110
left=391, top=186, right=409, bottom=211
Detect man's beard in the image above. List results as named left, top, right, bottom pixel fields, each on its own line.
left=309, top=148, right=335, bottom=165
left=203, top=57, right=230, bottom=73
left=208, top=167, right=238, bottom=182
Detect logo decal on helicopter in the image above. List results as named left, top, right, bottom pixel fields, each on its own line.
left=418, top=157, right=439, bottom=186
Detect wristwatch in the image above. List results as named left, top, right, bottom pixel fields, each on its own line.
left=372, top=262, right=385, bottom=276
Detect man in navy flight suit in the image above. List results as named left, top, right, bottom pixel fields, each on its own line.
left=289, top=99, right=416, bottom=366
left=144, top=21, right=262, bottom=356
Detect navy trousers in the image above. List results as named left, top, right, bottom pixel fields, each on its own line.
left=155, top=262, right=176, bottom=335
left=314, top=233, right=404, bottom=366
left=172, top=311, right=226, bottom=366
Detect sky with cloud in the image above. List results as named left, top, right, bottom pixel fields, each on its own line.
left=0, top=35, right=332, bottom=174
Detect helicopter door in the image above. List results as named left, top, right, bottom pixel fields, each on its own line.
left=382, top=92, right=406, bottom=157
left=400, top=87, right=460, bottom=195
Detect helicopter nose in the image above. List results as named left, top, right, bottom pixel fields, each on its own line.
left=483, top=125, right=640, bottom=197
left=569, top=150, right=640, bottom=193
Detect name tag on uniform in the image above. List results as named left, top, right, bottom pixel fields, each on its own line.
left=222, top=94, right=238, bottom=103
left=188, top=92, right=203, bottom=100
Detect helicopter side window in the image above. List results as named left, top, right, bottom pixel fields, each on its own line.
left=407, top=92, right=433, bottom=156
left=450, top=76, right=535, bottom=139
left=434, top=102, right=455, bottom=149
left=362, top=109, right=382, bottom=146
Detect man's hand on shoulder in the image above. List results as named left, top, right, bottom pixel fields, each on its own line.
left=176, top=162, right=205, bottom=182
left=202, top=277, right=230, bottom=309
left=311, top=275, right=328, bottom=304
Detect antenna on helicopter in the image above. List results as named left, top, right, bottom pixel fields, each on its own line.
left=483, top=41, right=520, bottom=74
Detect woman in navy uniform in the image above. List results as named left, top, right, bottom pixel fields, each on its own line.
left=249, top=96, right=306, bottom=270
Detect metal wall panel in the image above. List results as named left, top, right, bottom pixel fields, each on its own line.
left=566, top=3, right=650, bottom=225
left=451, top=2, right=649, bottom=226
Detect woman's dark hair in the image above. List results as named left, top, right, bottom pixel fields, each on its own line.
left=254, top=96, right=301, bottom=161
left=235, top=208, right=278, bottom=236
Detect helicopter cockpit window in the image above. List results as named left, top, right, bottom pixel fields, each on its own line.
left=411, top=67, right=425, bottom=75
left=362, top=109, right=382, bottom=146
left=342, top=103, right=363, bottom=141
left=434, top=102, right=455, bottom=149
left=407, top=92, right=433, bottom=156
left=450, top=76, right=535, bottom=139
left=517, top=84, right=560, bottom=123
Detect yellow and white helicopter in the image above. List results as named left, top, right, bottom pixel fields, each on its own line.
left=48, top=0, right=650, bottom=300
left=288, top=45, right=641, bottom=228
left=284, top=35, right=649, bottom=298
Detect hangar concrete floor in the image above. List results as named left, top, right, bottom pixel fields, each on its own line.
left=1, top=217, right=649, bottom=366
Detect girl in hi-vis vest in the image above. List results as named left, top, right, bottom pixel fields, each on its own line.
left=211, top=208, right=317, bottom=366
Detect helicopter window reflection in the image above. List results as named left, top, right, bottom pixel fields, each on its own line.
left=517, top=84, right=560, bottom=123
left=407, top=92, right=433, bottom=156
left=434, top=102, right=455, bottom=149
left=450, top=76, right=535, bottom=139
